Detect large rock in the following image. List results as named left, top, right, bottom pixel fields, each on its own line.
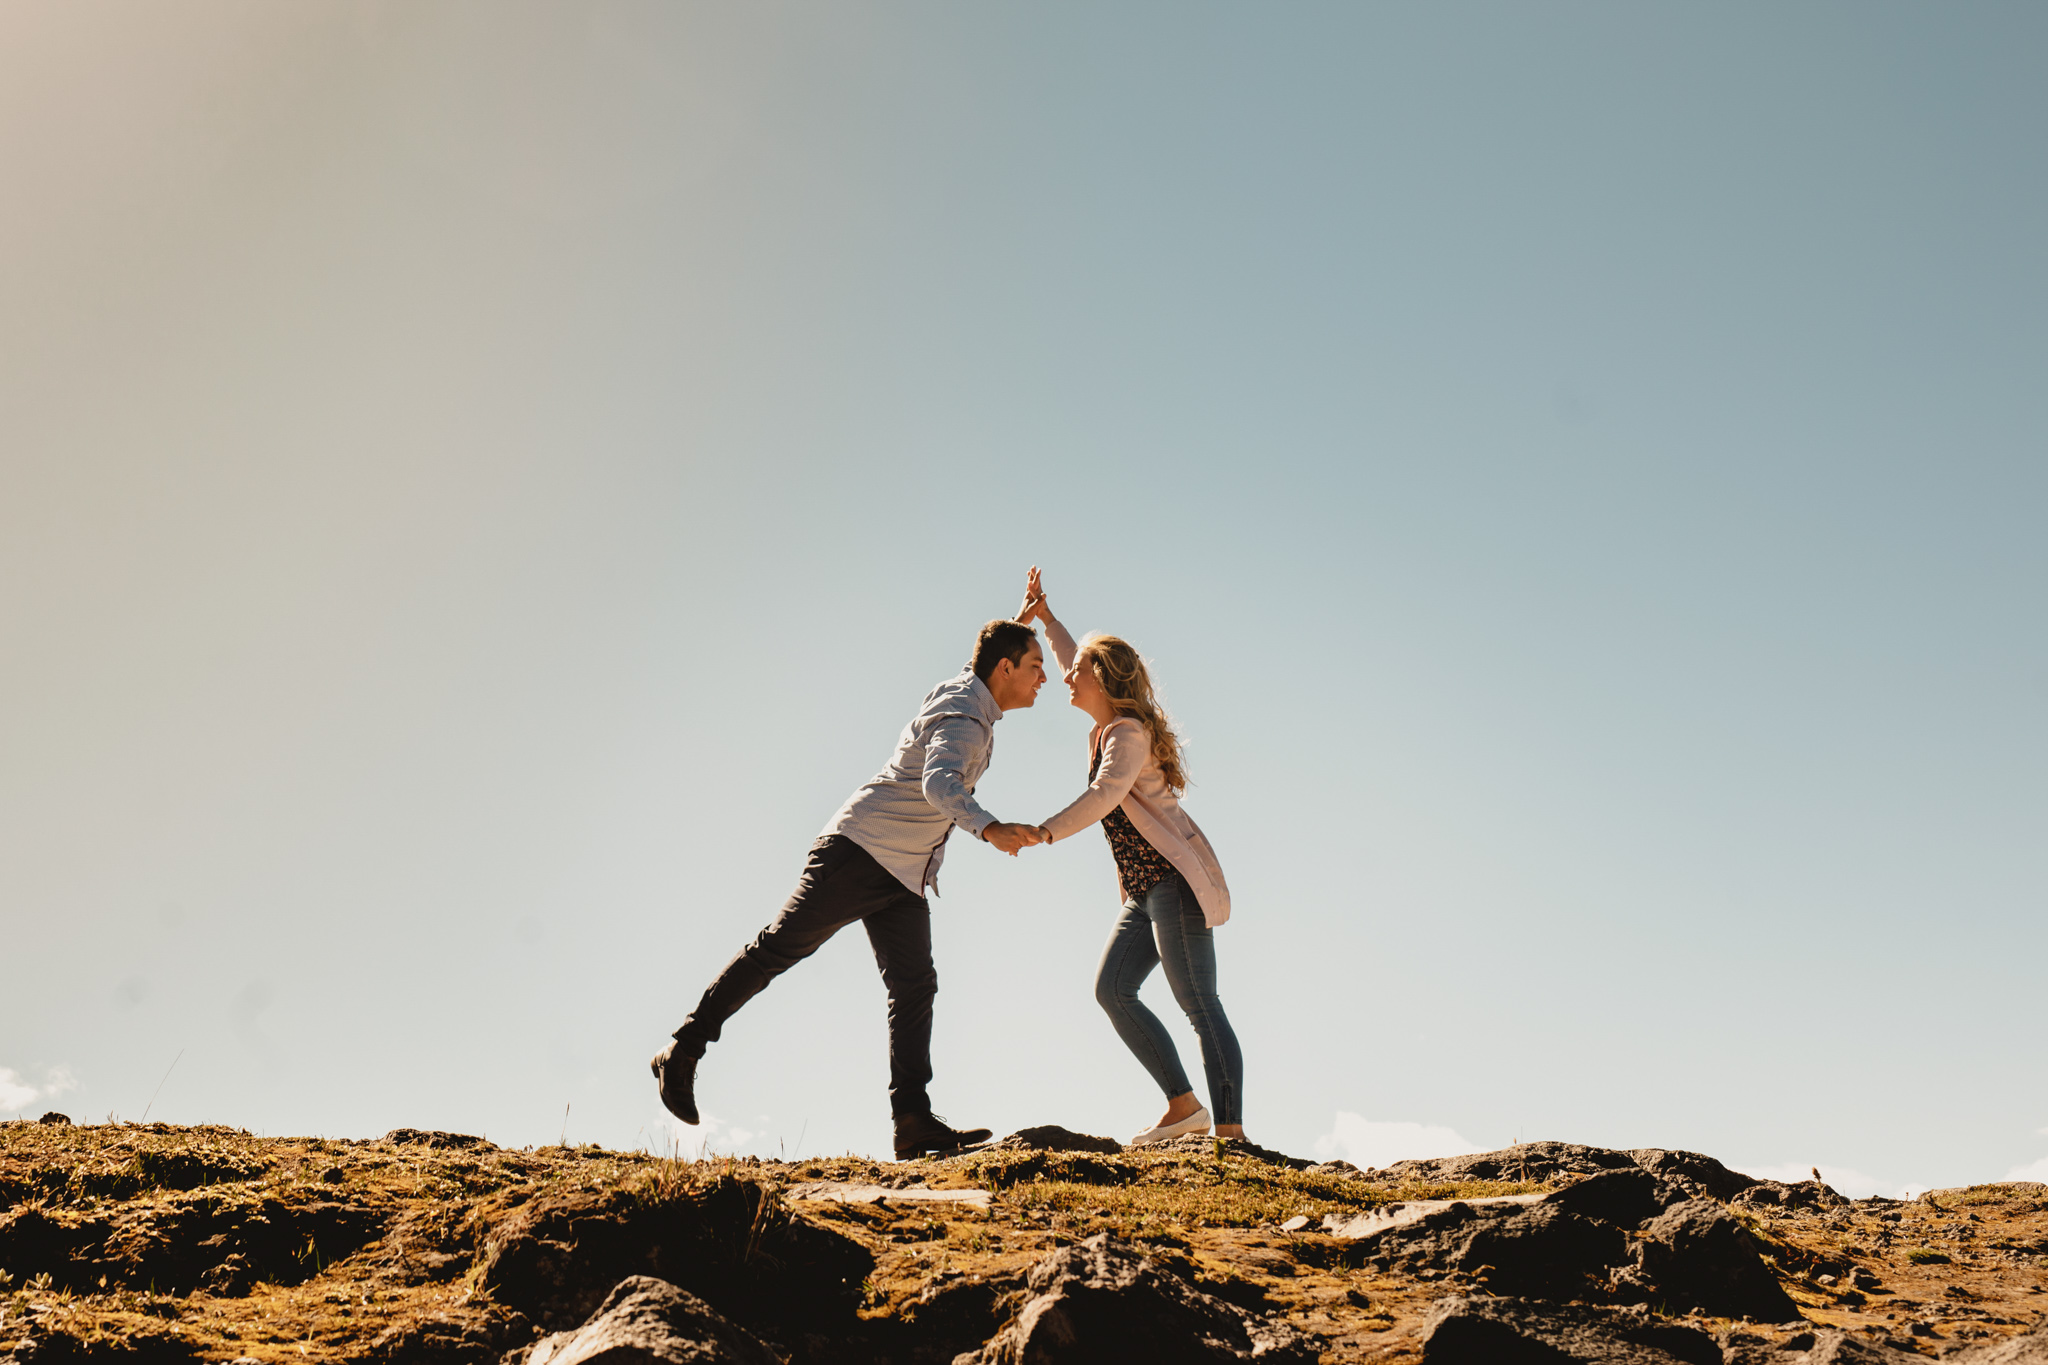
left=1545, top=1170, right=1690, bottom=1228
left=897, top=1270, right=1028, bottom=1362
left=991, top=1126, right=1124, bottom=1155
left=1335, top=1172, right=1796, bottom=1321
left=1729, top=1179, right=1852, bottom=1213
left=1624, top=1201, right=1800, bottom=1322
left=952, top=1232, right=1317, bottom=1364
left=1341, top=1194, right=1626, bottom=1300
left=1147, top=1134, right=1313, bottom=1169
left=477, top=1176, right=871, bottom=1338
left=519, top=1276, right=780, bottom=1365
left=386, top=1129, right=494, bottom=1151
left=1798, top=1327, right=1924, bottom=1363
left=1373, top=1142, right=1758, bottom=1202
left=1622, top=1150, right=1759, bottom=1202
left=1421, top=1296, right=1722, bottom=1365
left=1955, top=1325, right=2048, bottom=1364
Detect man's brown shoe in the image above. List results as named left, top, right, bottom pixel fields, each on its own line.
left=893, top=1112, right=991, bottom=1160
left=651, top=1040, right=700, bottom=1126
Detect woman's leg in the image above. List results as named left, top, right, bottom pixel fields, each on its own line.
left=1146, top=875, right=1245, bottom=1131
left=1094, top=903, right=1196, bottom=1110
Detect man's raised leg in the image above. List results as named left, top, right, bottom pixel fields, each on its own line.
left=653, top=835, right=871, bottom=1124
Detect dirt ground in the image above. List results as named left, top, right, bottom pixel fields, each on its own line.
left=2, top=1121, right=2043, bottom=1362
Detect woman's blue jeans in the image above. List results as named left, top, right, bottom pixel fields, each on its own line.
left=1094, top=871, right=1243, bottom=1125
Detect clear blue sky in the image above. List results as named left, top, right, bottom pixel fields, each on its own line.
left=2, top=3, right=2042, bottom=1194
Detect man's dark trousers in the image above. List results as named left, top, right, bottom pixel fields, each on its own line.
left=673, top=834, right=938, bottom=1118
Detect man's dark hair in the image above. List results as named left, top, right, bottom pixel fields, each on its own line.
left=970, top=619, right=1038, bottom=682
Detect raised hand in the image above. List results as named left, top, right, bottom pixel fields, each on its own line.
left=1017, top=565, right=1048, bottom=624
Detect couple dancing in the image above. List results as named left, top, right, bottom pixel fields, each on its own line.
left=650, top=568, right=1246, bottom=1159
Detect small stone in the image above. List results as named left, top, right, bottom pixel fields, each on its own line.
left=1281, top=1215, right=1311, bottom=1233
left=526, top=1275, right=779, bottom=1365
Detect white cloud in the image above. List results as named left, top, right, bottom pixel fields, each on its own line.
left=655, top=1111, right=781, bottom=1160
left=1313, top=1113, right=1485, bottom=1171
left=0, top=1065, right=76, bottom=1115
left=1746, top=1162, right=1917, bottom=1200
left=0, top=1069, right=36, bottom=1112
left=2003, top=1154, right=2048, bottom=1182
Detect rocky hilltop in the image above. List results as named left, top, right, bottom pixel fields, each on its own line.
left=2, top=1117, right=2045, bottom=1363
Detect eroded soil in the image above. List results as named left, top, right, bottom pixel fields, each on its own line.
left=2, top=1121, right=2043, bottom=1362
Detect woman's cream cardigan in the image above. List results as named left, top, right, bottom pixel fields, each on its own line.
left=1038, top=622, right=1232, bottom=927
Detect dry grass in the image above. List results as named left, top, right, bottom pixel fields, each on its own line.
left=943, top=1144, right=1542, bottom=1238
left=6, top=1122, right=2045, bottom=1363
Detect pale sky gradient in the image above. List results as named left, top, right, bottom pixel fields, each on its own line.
left=2, top=4, right=2043, bottom=1190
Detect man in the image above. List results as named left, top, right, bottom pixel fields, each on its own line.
left=651, top=617, right=1049, bottom=1159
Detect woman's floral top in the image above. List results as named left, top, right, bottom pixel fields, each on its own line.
left=1090, top=748, right=1178, bottom=903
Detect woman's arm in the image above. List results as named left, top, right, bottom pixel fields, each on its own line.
left=1039, top=720, right=1147, bottom=841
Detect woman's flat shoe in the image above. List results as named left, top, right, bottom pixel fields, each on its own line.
left=1130, top=1106, right=1210, bottom=1146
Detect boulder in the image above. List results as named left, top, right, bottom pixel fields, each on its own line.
left=1544, top=1170, right=1688, bottom=1229
left=897, top=1270, right=1028, bottom=1361
left=1798, top=1327, right=1924, bottom=1363
left=952, top=1232, right=1316, bottom=1364
left=1332, top=1175, right=1794, bottom=1319
left=477, top=1176, right=871, bottom=1337
left=1716, top=1326, right=1815, bottom=1365
left=385, top=1129, right=494, bottom=1151
left=1341, top=1198, right=1626, bottom=1300
left=1454, top=1205, right=1627, bottom=1299
left=1371, top=1142, right=1761, bottom=1202
left=1421, top=1296, right=1722, bottom=1365
left=1376, top=1141, right=1646, bottom=1185
left=1729, top=1179, right=1851, bottom=1213
left=993, top=1127, right=1124, bottom=1155
left=1626, top=1201, right=1800, bottom=1322
left=1955, top=1325, right=2048, bottom=1364
left=1622, top=1150, right=1759, bottom=1202
left=519, top=1276, right=780, bottom=1365
left=1148, top=1134, right=1314, bottom=1169
left=1323, top=1194, right=1544, bottom=1240
left=372, top=1312, right=516, bottom=1364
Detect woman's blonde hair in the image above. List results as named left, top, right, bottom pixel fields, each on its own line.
left=1077, top=634, right=1187, bottom=792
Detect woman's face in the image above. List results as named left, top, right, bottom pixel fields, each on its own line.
left=1065, top=655, right=1111, bottom=718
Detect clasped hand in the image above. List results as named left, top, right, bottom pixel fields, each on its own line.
left=983, top=821, right=1052, bottom=856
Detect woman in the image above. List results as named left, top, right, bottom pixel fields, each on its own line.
left=1018, top=567, right=1246, bottom=1144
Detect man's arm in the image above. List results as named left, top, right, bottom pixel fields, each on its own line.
left=921, top=713, right=997, bottom=837
left=923, top=716, right=1043, bottom=855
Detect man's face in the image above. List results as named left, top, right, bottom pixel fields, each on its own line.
left=988, top=643, right=1047, bottom=711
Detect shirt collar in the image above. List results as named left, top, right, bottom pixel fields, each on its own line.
left=964, top=670, right=1003, bottom=723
